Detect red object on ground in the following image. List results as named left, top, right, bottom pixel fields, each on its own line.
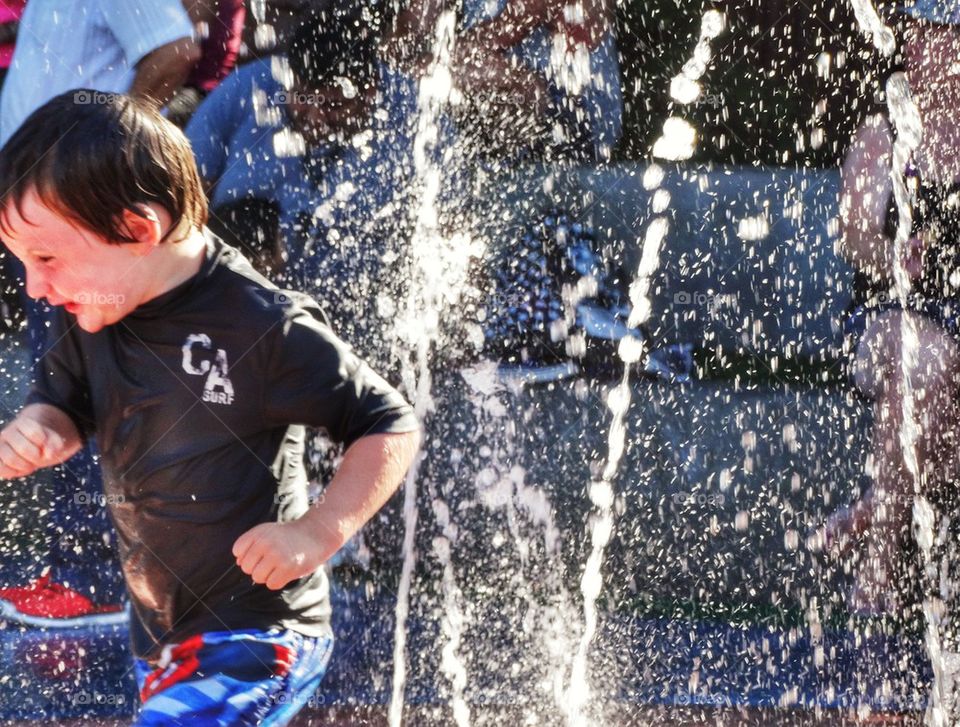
left=0, top=573, right=124, bottom=626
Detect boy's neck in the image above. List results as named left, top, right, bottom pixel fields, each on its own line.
left=141, top=227, right=208, bottom=303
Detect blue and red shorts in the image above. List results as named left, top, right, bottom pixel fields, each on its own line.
left=132, top=628, right=333, bottom=726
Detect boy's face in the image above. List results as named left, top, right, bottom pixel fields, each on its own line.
left=2, top=188, right=154, bottom=333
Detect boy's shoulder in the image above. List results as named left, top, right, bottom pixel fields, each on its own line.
left=201, top=233, right=330, bottom=332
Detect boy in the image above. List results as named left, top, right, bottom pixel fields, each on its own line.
left=0, top=91, right=420, bottom=725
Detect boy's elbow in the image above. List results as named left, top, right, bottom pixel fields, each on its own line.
left=394, top=426, right=422, bottom=468
left=405, top=424, right=422, bottom=450
left=380, top=427, right=421, bottom=480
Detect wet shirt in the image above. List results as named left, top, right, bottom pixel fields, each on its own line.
left=26, top=233, right=418, bottom=659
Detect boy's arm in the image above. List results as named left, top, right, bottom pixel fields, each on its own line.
left=0, top=403, right=83, bottom=480
left=233, top=429, right=420, bottom=590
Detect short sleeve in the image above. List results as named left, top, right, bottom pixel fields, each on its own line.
left=25, top=310, right=95, bottom=438
left=100, top=0, right=194, bottom=68
left=264, top=303, right=418, bottom=446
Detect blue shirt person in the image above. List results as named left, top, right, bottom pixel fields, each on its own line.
left=185, top=15, right=431, bottom=359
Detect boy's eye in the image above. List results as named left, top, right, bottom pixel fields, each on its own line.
left=35, top=255, right=54, bottom=264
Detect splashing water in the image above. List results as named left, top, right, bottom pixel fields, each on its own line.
left=652, top=118, right=697, bottom=162
left=249, top=0, right=276, bottom=51
left=668, top=9, right=726, bottom=107
left=850, top=2, right=953, bottom=723
left=461, top=363, right=578, bottom=724
left=432, top=506, right=471, bottom=727
left=249, top=0, right=265, bottom=24
left=848, top=0, right=897, bottom=56
left=562, top=10, right=726, bottom=724
left=389, top=10, right=473, bottom=727
left=886, top=69, right=946, bottom=725
left=654, top=10, right=725, bottom=162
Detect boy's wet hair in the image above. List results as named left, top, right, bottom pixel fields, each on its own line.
left=0, top=90, right=207, bottom=243
left=287, top=7, right=381, bottom=95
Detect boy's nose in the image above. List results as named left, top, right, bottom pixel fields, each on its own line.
left=24, top=269, right=50, bottom=301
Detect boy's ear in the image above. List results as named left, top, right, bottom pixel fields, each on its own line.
left=120, top=206, right=163, bottom=248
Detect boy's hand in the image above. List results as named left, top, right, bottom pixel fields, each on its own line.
left=233, top=431, right=420, bottom=591
left=0, top=406, right=81, bottom=479
left=232, top=519, right=327, bottom=591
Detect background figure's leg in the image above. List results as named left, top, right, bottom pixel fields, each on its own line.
left=854, top=372, right=912, bottom=612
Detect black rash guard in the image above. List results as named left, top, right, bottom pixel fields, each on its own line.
left=26, top=231, right=418, bottom=659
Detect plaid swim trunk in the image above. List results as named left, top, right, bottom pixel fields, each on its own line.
left=132, top=628, right=333, bottom=726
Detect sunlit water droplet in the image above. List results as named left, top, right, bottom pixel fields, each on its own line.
left=643, top=164, right=665, bottom=191
left=736, top=214, right=770, bottom=241
left=701, top=9, right=726, bottom=40
left=735, top=511, right=750, bottom=531
left=653, top=117, right=697, bottom=161
left=618, top=335, right=645, bottom=364
left=670, top=75, right=701, bottom=105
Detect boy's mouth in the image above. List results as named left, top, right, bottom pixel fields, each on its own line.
left=64, top=301, right=80, bottom=314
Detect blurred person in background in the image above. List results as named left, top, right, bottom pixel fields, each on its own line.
left=238, top=0, right=318, bottom=63
left=0, top=0, right=198, bottom=142
left=819, top=0, right=960, bottom=625
left=0, top=0, right=24, bottom=93
left=0, top=0, right=198, bottom=626
left=382, top=0, right=627, bottom=380
left=186, top=6, right=430, bottom=365
left=387, top=0, right=621, bottom=161
left=0, top=0, right=25, bottom=333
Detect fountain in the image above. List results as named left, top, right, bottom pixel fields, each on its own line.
left=0, top=0, right=954, bottom=724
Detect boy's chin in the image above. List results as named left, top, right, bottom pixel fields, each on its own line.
left=75, top=319, right=103, bottom=333
left=71, top=309, right=109, bottom=333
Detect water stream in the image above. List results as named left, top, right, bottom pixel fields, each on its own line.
left=562, top=9, right=726, bottom=723
left=848, top=3, right=948, bottom=723
left=389, top=10, right=464, bottom=726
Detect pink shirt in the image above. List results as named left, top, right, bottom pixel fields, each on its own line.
left=187, top=0, right=245, bottom=93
